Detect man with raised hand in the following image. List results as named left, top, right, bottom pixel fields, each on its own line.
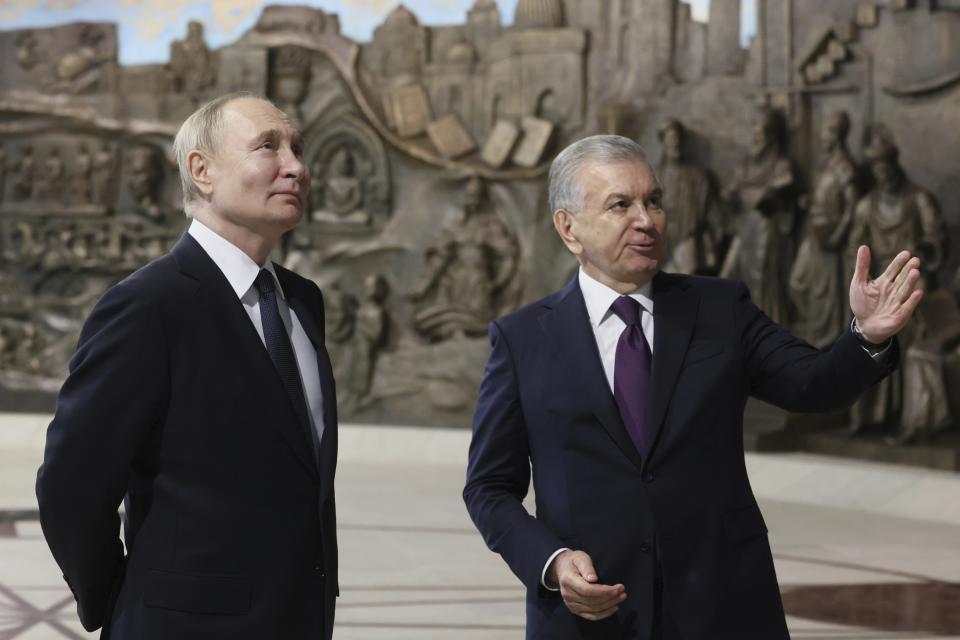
left=464, top=134, right=918, bottom=639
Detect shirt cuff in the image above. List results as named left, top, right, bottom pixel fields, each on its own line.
left=541, top=548, right=570, bottom=591
left=850, top=319, right=893, bottom=360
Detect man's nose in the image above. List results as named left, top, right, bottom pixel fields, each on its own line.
left=629, top=202, right=653, bottom=229
left=281, top=148, right=306, bottom=181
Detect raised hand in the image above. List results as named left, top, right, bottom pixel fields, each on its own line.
left=547, top=550, right=626, bottom=621
left=849, top=245, right=923, bottom=344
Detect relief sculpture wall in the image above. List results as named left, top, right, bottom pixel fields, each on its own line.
left=1, top=1, right=959, bottom=454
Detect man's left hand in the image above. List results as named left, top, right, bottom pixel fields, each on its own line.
left=849, top=245, right=923, bottom=344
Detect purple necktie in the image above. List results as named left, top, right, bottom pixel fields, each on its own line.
left=611, top=296, right=651, bottom=453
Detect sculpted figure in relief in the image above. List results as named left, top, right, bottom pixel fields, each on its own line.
left=721, top=107, right=798, bottom=325
left=169, top=21, right=217, bottom=97
left=789, top=111, right=858, bottom=347
left=69, top=144, right=94, bottom=205
left=411, top=176, right=519, bottom=341
left=656, top=118, right=718, bottom=275
left=847, top=130, right=946, bottom=436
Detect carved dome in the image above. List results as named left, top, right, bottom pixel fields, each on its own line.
left=446, top=41, right=476, bottom=64
left=472, top=0, right=498, bottom=8
left=384, top=4, right=419, bottom=28
left=514, top=0, right=564, bottom=28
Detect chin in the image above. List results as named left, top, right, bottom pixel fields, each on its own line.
left=273, top=206, right=304, bottom=228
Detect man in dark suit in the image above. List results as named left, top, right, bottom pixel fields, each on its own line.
left=36, top=93, right=338, bottom=639
left=463, top=135, right=921, bottom=639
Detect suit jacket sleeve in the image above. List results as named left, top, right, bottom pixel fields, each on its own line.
left=36, top=279, right=170, bottom=631
left=735, top=280, right=898, bottom=411
left=463, top=321, right=562, bottom=592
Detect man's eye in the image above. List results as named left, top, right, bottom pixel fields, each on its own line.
left=611, top=200, right=628, bottom=210
left=259, top=141, right=275, bottom=150
left=648, top=196, right=662, bottom=209
left=292, top=145, right=304, bottom=157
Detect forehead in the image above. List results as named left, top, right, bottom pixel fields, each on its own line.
left=221, top=98, right=299, bottom=141
left=578, top=159, right=658, bottom=199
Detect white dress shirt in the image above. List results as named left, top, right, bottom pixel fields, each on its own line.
left=188, top=219, right=325, bottom=447
left=540, top=268, right=655, bottom=589
left=578, top=269, right=655, bottom=391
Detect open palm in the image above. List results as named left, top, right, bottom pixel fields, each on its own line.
left=849, top=245, right=923, bottom=344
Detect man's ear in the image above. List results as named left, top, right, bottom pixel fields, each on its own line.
left=553, top=209, right=582, bottom=256
left=187, top=150, right=214, bottom=199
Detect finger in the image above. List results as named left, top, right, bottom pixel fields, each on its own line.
left=576, top=603, right=621, bottom=621
left=897, top=268, right=922, bottom=303
left=892, top=257, right=920, bottom=291
left=880, top=250, right=912, bottom=282
left=852, top=245, right=871, bottom=285
left=566, top=588, right=625, bottom=611
left=564, top=578, right=624, bottom=601
left=572, top=553, right=598, bottom=583
left=897, top=289, right=924, bottom=320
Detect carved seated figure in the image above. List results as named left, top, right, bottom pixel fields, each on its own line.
left=311, top=147, right=370, bottom=225
left=411, top=176, right=518, bottom=341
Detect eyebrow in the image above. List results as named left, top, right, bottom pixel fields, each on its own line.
left=251, top=129, right=304, bottom=148
left=602, top=187, right=663, bottom=207
left=602, top=192, right=632, bottom=207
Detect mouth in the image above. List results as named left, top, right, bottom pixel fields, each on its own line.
left=272, top=191, right=302, bottom=203
left=625, top=241, right=658, bottom=253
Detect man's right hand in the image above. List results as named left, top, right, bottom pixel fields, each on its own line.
left=547, top=550, right=626, bottom=621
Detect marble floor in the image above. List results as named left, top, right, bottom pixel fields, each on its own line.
left=1, top=417, right=959, bottom=639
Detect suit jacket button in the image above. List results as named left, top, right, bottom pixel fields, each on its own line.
left=639, top=541, right=651, bottom=553
left=314, top=564, right=322, bottom=574
left=643, top=472, right=655, bottom=483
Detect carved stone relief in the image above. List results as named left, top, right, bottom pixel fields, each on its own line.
left=720, top=107, right=799, bottom=326
left=303, top=113, right=391, bottom=233
left=269, top=46, right=313, bottom=124
left=0, top=133, right=182, bottom=393
left=656, top=118, right=719, bottom=276
left=409, top=176, right=520, bottom=341
left=7, top=24, right=116, bottom=95
left=1, top=1, right=958, bottom=454
left=169, top=21, right=218, bottom=99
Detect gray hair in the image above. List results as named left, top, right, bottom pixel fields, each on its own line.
left=172, top=91, right=268, bottom=216
left=548, top=134, right=652, bottom=214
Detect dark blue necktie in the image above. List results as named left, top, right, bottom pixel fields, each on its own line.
left=254, top=269, right=318, bottom=456
left=611, top=296, right=651, bottom=453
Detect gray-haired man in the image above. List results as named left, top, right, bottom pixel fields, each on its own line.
left=464, top=134, right=920, bottom=639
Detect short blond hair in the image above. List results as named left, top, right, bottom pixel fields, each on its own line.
left=172, top=91, right=271, bottom=215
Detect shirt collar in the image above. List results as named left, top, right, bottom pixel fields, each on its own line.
left=188, top=219, right=284, bottom=301
left=578, top=267, right=654, bottom=328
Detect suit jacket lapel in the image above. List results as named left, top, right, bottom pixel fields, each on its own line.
left=172, top=234, right=319, bottom=480
left=645, top=272, right=699, bottom=462
left=279, top=270, right=338, bottom=495
left=540, top=277, right=645, bottom=472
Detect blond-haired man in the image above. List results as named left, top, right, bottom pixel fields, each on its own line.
left=37, top=93, right=338, bottom=639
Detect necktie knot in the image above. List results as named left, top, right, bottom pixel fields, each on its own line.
left=611, top=295, right=641, bottom=326
left=255, top=269, right=275, bottom=296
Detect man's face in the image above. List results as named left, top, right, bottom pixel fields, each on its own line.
left=205, top=98, right=309, bottom=238
left=557, top=160, right=666, bottom=291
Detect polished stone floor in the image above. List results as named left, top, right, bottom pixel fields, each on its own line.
left=1, top=417, right=959, bottom=639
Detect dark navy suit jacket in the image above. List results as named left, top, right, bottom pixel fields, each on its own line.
left=37, top=234, right=338, bottom=640
left=464, top=272, right=897, bottom=640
